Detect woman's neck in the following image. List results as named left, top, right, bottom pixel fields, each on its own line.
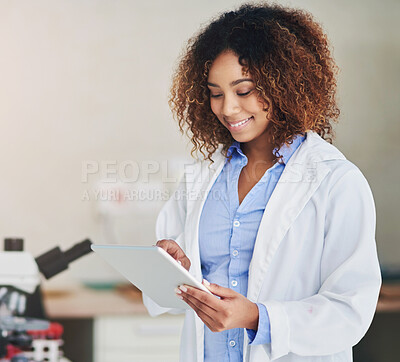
left=241, top=135, right=275, bottom=165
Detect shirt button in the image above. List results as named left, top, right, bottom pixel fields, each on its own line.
left=232, top=250, right=239, bottom=257
left=233, top=220, right=240, bottom=227
left=231, top=280, right=238, bottom=287
left=229, top=340, right=236, bottom=347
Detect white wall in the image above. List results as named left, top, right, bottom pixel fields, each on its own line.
left=0, top=0, right=398, bottom=287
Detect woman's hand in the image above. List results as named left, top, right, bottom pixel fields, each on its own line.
left=176, top=281, right=259, bottom=332
left=156, top=239, right=191, bottom=271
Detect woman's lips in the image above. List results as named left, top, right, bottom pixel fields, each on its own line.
left=226, top=116, right=253, bottom=132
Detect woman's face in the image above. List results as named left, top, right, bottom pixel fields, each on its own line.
left=207, top=50, right=270, bottom=144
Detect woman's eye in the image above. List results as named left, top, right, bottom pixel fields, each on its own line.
left=237, top=90, right=253, bottom=96
left=209, top=89, right=254, bottom=98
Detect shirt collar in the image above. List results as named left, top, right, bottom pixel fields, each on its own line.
left=226, top=134, right=306, bottom=165
left=276, top=134, right=306, bottom=165
left=226, top=141, right=245, bottom=159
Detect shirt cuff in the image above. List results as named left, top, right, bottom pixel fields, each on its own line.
left=246, top=303, right=271, bottom=345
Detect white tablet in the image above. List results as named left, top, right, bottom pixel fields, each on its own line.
left=91, top=244, right=211, bottom=309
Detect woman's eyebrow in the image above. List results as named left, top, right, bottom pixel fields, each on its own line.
left=207, top=78, right=254, bottom=87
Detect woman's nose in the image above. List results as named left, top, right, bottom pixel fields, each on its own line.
left=221, top=94, right=240, bottom=117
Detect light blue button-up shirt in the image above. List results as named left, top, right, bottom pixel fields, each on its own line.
left=199, top=135, right=305, bottom=362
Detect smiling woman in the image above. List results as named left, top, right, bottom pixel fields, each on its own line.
left=143, top=3, right=381, bottom=362
left=169, top=3, right=339, bottom=163
left=207, top=51, right=272, bottom=152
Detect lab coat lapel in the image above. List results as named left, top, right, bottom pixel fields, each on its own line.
left=185, top=154, right=225, bottom=281
left=247, top=133, right=333, bottom=301
left=184, top=154, right=225, bottom=362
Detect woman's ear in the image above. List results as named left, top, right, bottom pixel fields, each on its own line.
left=262, top=97, right=272, bottom=115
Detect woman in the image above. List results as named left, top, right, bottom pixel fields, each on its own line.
left=143, top=3, right=381, bottom=362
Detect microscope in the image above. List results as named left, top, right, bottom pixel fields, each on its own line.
left=0, top=238, right=92, bottom=362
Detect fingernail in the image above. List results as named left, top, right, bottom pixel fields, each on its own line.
left=178, top=260, right=182, bottom=265
left=177, top=295, right=183, bottom=300
left=202, top=279, right=210, bottom=286
left=179, top=285, right=187, bottom=293
left=175, top=288, right=182, bottom=295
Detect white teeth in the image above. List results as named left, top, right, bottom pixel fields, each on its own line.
left=230, top=117, right=252, bottom=128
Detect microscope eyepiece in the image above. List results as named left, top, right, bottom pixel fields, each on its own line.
left=35, top=239, right=93, bottom=279
left=4, top=238, right=24, bottom=252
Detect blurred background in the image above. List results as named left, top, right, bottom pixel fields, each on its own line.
left=0, top=1, right=399, bottom=361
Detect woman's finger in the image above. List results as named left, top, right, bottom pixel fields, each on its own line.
left=181, top=294, right=221, bottom=331
left=179, top=285, right=222, bottom=311
left=156, top=239, right=191, bottom=270
left=206, top=283, right=236, bottom=298
left=176, top=254, right=191, bottom=271
left=177, top=287, right=218, bottom=316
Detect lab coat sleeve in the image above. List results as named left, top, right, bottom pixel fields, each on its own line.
left=263, top=167, right=382, bottom=360
left=142, top=175, right=188, bottom=317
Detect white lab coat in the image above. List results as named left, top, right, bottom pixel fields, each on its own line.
left=143, top=131, right=381, bottom=362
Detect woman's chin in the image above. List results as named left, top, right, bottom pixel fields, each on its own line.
left=229, top=129, right=257, bottom=143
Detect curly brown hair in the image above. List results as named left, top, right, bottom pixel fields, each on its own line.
left=169, top=3, right=339, bottom=161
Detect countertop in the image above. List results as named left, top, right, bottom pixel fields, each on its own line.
left=43, top=283, right=400, bottom=319
left=43, top=284, right=147, bottom=319
left=376, top=283, right=400, bottom=313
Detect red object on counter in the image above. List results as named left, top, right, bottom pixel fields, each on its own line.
left=27, top=322, right=64, bottom=339
left=6, top=344, right=23, bottom=359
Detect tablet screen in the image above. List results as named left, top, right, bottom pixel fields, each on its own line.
left=91, top=244, right=211, bottom=309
